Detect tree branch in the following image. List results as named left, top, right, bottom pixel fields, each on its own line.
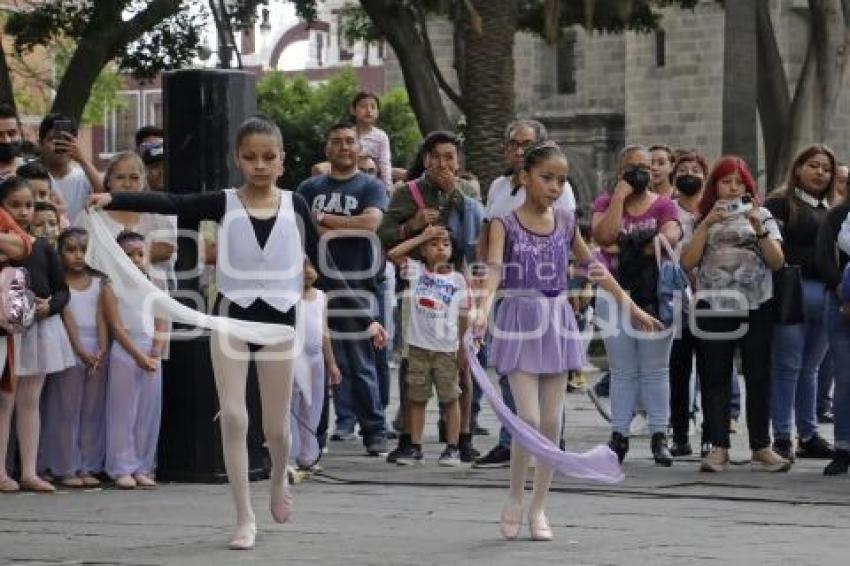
left=841, top=0, right=850, bottom=23
left=122, top=0, right=184, bottom=42
left=0, top=40, right=15, bottom=111
left=452, top=0, right=468, bottom=95
left=756, top=0, right=790, bottom=188
left=413, top=0, right=464, bottom=109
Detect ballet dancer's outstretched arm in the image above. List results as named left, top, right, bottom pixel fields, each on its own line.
left=87, top=190, right=387, bottom=348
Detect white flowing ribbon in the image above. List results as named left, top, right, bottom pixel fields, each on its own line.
left=83, top=210, right=295, bottom=348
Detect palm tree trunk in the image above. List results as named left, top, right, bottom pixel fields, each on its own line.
left=722, top=0, right=758, bottom=178
left=462, top=0, right=519, bottom=199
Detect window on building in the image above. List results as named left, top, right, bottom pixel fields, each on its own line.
left=556, top=33, right=577, bottom=95
left=337, top=20, right=353, bottom=61
left=106, top=91, right=140, bottom=154
left=144, top=91, right=163, bottom=128
left=316, top=33, right=323, bottom=67
left=656, top=29, right=666, bottom=67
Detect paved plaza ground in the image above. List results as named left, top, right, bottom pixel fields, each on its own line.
left=2, top=370, right=849, bottom=565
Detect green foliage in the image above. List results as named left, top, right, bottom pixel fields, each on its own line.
left=119, top=5, right=207, bottom=80
left=258, top=69, right=421, bottom=187
left=5, top=29, right=125, bottom=125
left=517, top=0, right=701, bottom=36
left=339, top=2, right=382, bottom=43
left=378, top=88, right=422, bottom=171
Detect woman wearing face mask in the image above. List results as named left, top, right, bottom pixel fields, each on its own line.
left=667, top=152, right=708, bottom=457
left=592, top=145, right=682, bottom=465
left=765, top=144, right=836, bottom=462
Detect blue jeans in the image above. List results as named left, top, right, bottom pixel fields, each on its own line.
left=825, top=294, right=850, bottom=449
left=332, top=336, right=386, bottom=442
left=471, top=345, right=485, bottom=423
left=597, top=293, right=674, bottom=436
left=817, top=349, right=834, bottom=415
left=771, top=278, right=829, bottom=441
left=375, top=275, right=392, bottom=409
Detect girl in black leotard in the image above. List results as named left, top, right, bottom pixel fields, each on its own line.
left=88, top=117, right=386, bottom=550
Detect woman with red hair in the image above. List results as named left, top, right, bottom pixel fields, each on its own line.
left=682, top=156, right=789, bottom=473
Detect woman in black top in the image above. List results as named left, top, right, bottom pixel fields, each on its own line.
left=89, top=117, right=387, bottom=550
left=765, top=144, right=835, bottom=462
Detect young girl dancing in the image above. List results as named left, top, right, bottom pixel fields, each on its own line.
left=0, top=175, right=75, bottom=493
left=289, top=258, right=340, bottom=470
left=475, top=143, right=660, bottom=541
left=41, top=227, right=109, bottom=487
left=87, top=116, right=386, bottom=550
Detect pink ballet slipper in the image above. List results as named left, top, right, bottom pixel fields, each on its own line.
left=270, top=489, right=294, bottom=524
left=229, top=523, right=257, bottom=550
left=528, top=511, right=553, bottom=541
left=500, top=502, right=523, bottom=540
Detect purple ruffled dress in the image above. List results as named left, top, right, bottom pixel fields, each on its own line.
left=489, top=209, right=585, bottom=375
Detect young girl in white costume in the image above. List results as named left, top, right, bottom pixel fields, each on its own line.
left=103, top=230, right=169, bottom=489
left=88, top=116, right=386, bottom=550
left=290, top=258, right=340, bottom=469
left=40, top=227, right=109, bottom=487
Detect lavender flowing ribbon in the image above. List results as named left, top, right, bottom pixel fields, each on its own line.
left=464, top=332, right=624, bottom=484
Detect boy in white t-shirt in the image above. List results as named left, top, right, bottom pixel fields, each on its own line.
left=38, top=114, right=102, bottom=224
left=387, top=225, right=470, bottom=466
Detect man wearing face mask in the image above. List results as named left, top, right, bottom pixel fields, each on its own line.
left=0, top=104, right=24, bottom=176
left=591, top=145, right=682, bottom=466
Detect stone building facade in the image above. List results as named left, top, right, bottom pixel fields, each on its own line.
left=384, top=0, right=850, bottom=210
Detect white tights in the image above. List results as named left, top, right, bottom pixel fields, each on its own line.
left=508, top=371, right=568, bottom=516
left=0, top=374, right=47, bottom=481
left=210, top=332, right=294, bottom=529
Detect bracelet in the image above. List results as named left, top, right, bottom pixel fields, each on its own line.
left=756, top=231, right=769, bottom=239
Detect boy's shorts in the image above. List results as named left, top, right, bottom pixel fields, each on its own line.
left=405, top=345, right=461, bottom=403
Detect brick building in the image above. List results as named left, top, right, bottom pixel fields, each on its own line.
left=384, top=0, right=850, bottom=210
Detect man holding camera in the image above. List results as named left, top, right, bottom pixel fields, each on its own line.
left=38, top=114, right=102, bottom=223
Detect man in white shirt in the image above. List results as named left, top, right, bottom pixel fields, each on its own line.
left=483, top=119, right=576, bottom=219
left=38, top=114, right=102, bottom=223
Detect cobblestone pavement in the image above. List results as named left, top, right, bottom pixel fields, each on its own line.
left=1, top=371, right=848, bottom=565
